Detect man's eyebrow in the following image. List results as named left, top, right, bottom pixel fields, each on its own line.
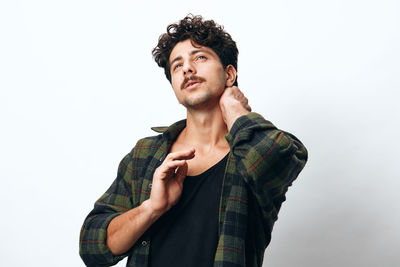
left=170, top=49, right=213, bottom=66
left=190, top=49, right=214, bottom=58
left=170, top=56, right=182, bottom=67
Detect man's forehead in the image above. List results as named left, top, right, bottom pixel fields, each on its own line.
left=169, top=39, right=215, bottom=63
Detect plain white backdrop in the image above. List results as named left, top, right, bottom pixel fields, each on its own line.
left=1, top=1, right=399, bottom=266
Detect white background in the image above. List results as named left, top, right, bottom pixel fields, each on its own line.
left=1, top=1, right=399, bottom=266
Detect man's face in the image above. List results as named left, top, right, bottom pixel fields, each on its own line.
left=169, top=39, right=229, bottom=109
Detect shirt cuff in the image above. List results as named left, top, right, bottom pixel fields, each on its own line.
left=80, top=212, right=126, bottom=266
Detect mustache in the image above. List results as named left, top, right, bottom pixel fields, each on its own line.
left=181, top=75, right=206, bottom=90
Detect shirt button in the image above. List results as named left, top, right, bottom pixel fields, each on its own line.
left=141, top=240, right=148, bottom=246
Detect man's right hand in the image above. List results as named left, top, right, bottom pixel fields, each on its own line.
left=106, top=148, right=195, bottom=255
left=148, top=148, right=195, bottom=217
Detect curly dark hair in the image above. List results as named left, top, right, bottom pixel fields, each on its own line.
left=152, top=14, right=238, bottom=86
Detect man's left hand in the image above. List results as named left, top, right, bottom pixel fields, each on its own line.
left=219, top=86, right=251, bottom=131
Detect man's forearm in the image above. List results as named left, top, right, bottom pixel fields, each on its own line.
left=106, top=199, right=161, bottom=255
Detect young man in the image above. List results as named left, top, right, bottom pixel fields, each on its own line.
left=80, top=15, right=308, bottom=267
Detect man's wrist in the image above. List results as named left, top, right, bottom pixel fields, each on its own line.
left=224, top=104, right=250, bottom=131
left=140, top=199, right=164, bottom=223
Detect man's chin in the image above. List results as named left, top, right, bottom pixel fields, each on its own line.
left=182, top=95, right=218, bottom=110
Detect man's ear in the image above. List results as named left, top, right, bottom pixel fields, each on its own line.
left=225, top=65, right=237, bottom=87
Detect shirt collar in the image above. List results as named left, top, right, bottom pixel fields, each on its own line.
left=151, top=119, right=187, bottom=141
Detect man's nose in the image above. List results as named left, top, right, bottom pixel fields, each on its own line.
left=182, top=61, right=195, bottom=75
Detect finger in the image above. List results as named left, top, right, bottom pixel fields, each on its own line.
left=231, top=86, right=240, bottom=93
left=165, top=148, right=195, bottom=161
left=164, top=160, right=187, bottom=171
left=156, top=160, right=187, bottom=180
left=175, top=161, right=188, bottom=184
left=223, top=86, right=234, bottom=96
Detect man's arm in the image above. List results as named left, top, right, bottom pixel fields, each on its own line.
left=220, top=86, right=308, bottom=234
left=79, top=147, right=195, bottom=265
left=79, top=153, right=134, bottom=266
left=106, top=148, right=195, bottom=255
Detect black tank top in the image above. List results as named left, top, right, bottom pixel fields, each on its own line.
left=149, top=154, right=228, bottom=267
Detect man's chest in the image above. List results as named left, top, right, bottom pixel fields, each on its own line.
left=169, top=143, right=230, bottom=176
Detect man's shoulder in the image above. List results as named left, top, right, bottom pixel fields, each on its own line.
left=117, top=134, right=164, bottom=172
left=129, top=133, right=164, bottom=155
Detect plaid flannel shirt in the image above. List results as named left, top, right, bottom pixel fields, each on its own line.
left=79, top=112, right=308, bottom=267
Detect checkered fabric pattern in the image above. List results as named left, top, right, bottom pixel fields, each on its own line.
left=79, top=112, right=308, bottom=267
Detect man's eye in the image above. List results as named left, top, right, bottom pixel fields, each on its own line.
left=173, top=64, right=182, bottom=70
left=197, top=55, right=207, bottom=60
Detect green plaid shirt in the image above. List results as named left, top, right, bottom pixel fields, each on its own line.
left=79, top=112, right=308, bottom=267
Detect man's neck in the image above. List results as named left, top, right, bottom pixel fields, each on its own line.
left=178, top=104, right=229, bottom=153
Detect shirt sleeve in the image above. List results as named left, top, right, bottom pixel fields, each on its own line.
left=79, top=152, right=135, bottom=266
left=226, top=112, right=308, bottom=232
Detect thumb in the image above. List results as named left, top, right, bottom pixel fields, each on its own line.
left=175, top=161, right=188, bottom=184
